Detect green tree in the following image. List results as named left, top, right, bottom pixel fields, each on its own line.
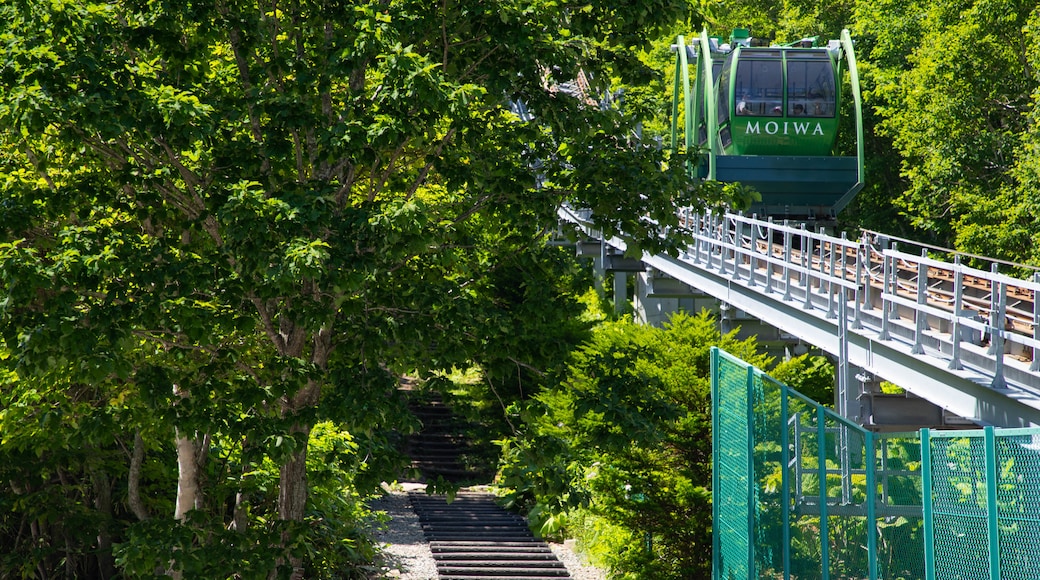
left=499, top=311, right=772, bottom=578
left=854, top=0, right=1039, bottom=259
left=706, top=0, right=854, bottom=43
left=0, top=0, right=709, bottom=575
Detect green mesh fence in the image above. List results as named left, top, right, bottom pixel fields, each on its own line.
left=712, top=352, right=752, bottom=579
left=993, top=431, right=1040, bottom=578
left=875, top=432, right=926, bottom=579
left=924, top=427, right=1040, bottom=580
left=710, top=348, right=1040, bottom=580
left=715, top=347, right=1040, bottom=577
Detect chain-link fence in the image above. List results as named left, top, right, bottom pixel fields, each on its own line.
left=712, top=347, right=1040, bottom=580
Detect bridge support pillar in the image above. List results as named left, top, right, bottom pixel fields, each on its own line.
left=633, top=270, right=715, bottom=326
left=832, top=357, right=866, bottom=425
left=614, top=272, right=628, bottom=315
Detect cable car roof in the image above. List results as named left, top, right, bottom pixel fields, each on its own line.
left=681, top=29, right=844, bottom=61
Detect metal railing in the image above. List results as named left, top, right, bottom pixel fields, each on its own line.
left=675, top=209, right=1040, bottom=393
left=561, top=205, right=1040, bottom=425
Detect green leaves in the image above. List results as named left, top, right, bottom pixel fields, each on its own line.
left=280, top=238, right=332, bottom=280
left=855, top=0, right=1040, bottom=259
left=144, top=84, right=214, bottom=129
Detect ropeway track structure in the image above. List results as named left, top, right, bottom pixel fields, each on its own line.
left=558, top=205, right=1040, bottom=428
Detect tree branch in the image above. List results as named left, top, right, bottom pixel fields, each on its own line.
left=334, top=163, right=357, bottom=209
left=23, top=147, right=57, bottom=191
left=441, top=0, right=450, bottom=70
left=248, top=295, right=287, bottom=353
left=405, top=128, right=456, bottom=200
left=369, top=141, right=410, bottom=202
left=226, top=26, right=271, bottom=175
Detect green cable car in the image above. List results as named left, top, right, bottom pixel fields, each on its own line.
left=672, top=29, right=865, bottom=221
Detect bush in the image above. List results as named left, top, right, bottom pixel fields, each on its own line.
left=498, top=310, right=773, bottom=578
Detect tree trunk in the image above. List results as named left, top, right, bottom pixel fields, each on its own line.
left=170, top=429, right=202, bottom=580
left=174, top=430, right=201, bottom=521
left=276, top=372, right=323, bottom=580
left=128, top=431, right=149, bottom=521
left=277, top=422, right=313, bottom=580
left=271, top=325, right=329, bottom=579
left=232, top=435, right=254, bottom=533
left=173, top=385, right=203, bottom=522
left=90, top=466, right=117, bottom=579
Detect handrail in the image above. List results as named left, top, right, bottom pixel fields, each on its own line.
left=698, top=30, right=719, bottom=180
left=833, top=28, right=865, bottom=213
left=670, top=36, right=686, bottom=153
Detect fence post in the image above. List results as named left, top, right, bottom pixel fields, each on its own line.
left=987, top=264, right=999, bottom=355
left=732, top=215, right=742, bottom=281
left=746, top=365, right=757, bottom=578
left=912, top=249, right=927, bottom=355
left=921, top=428, right=935, bottom=580
left=819, top=227, right=827, bottom=297
left=748, top=217, right=758, bottom=288
left=704, top=214, right=711, bottom=267
left=860, top=233, right=874, bottom=313
left=1032, top=272, right=1040, bottom=372
left=717, top=214, right=728, bottom=276
left=817, top=405, right=830, bottom=580
left=949, top=256, right=964, bottom=371
left=989, top=266, right=1008, bottom=389
left=803, top=225, right=814, bottom=311
left=854, top=235, right=867, bottom=329
left=695, top=213, right=704, bottom=264
left=879, top=252, right=892, bottom=341
left=781, top=382, right=792, bottom=580
left=784, top=223, right=793, bottom=302
left=710, top=348, right=720, bottom=580
left=764, top=219, right=775, bottom=295
left=985, top=426, right=1000, bottom=580
left=826, top=233, right=841, bottom=320
left=865, top=430, right=878, bottom=580
left=888, top=243, right=900, bottom=317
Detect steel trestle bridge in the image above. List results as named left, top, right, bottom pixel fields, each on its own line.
left=559, top=205, right=1040, bottom=428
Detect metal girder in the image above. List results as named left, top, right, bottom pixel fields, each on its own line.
left=575, top=241, right=602, bottom=256
left=603, top=255, right=646, bottom=272
left=646, top=272, right=703, bottom=298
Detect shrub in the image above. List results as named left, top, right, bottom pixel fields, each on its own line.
left=498, top=310, right=772, bottom=578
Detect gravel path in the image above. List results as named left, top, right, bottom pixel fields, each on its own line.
left=368, top=483, right=607, bottom=580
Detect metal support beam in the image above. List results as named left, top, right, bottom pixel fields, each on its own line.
left=603, top=255, right=647, bottom=272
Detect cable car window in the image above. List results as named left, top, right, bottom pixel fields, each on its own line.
left=734, top=58, right=782, bottom=116
left=786, top=58, right=835, bottom=118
